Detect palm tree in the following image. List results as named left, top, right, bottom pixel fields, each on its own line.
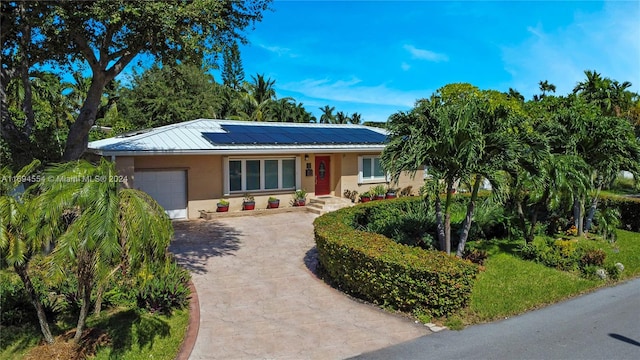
left=350, top=112, right=362, bottom=124
left=0, top=160, right=55, bottom=344
left=34, top=159, right=173, bottom=342
left=573, top=70, right=604, bottom=99
left=246, top=73, right=276, bottom=104
left=507, top=88, right=525, bottom=102
left=334, top=111, right=350, bottom=124
left=382, top=89, right=483, bottom=254
left=319, top=105, right=335, bottom=124
left=538, top=80, right=556, bottom=98
left=609, top=80, right=633, bottom=117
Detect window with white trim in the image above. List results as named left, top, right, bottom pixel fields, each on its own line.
left=225, top=157, right=298, bottom=193
left=358, top=155, right=386, bottom=183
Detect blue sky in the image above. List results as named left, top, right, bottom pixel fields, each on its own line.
left=211, top=0, right=640, bottom=123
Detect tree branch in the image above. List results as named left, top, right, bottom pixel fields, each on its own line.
left=105, top=49, right=138, bottom=81
left=72, top=32, right=99, bottom=69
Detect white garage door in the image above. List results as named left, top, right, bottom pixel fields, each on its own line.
left=134, top=170, right=187, bottom=219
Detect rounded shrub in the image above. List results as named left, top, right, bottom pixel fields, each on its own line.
left=314, top=200, right=479, bottom=317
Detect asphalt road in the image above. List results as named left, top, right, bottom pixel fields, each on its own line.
left=352, top=278, right=640, bottom=360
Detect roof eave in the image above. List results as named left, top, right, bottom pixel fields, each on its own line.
left=88, top=145, right=387, bottom=157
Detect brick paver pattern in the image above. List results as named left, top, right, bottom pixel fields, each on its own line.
left=170, top=212, right=428, bottom=360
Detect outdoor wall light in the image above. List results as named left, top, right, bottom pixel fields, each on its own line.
left=304, top=154, right=309, bottom=161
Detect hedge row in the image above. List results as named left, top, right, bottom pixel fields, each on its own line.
left=313, top=201, right=478, bottom=317
left=599, top=194, right=640, bottom=232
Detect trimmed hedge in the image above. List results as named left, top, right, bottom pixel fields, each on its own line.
left=314, top=201, right=478, bottom=317
left=599, top=194, right=640, bottom=232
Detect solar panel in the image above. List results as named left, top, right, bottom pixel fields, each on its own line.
left=202, top=124, right=387, bottom=145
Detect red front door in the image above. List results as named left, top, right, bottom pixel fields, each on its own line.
left=315, top=156, right=330, bottom=195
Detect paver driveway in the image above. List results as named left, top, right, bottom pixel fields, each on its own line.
left=170, top=211, right=428, bottom=360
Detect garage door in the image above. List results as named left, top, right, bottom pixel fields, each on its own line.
left=134, top=170, right=187, bottom=219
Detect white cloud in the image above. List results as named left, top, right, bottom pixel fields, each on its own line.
left=279, top=77, right=430, bottom=108
left=258, top=44, right=298, bottom=58
left=401, top=62, right=411, bottom=71
left=501, top=2, right=640, bottom=99
left=403, top=44, right=449, bottom=62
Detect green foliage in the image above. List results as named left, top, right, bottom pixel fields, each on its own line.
left=353, top=197, right=435, bottom=248
left=120, top=63, right=222, bottom=129
left=370, top=184, right=387, bottom=197
left=519, top=236, right=625, bottom=280
left=136, top=261, right=191, bottom=315
left=604, top=263, right=621, bottom=280
left=0, top=271, right=33, bottom=326
left=314, top=203, right=479, bottom=317
left=598, top=194, right=640, bottom=232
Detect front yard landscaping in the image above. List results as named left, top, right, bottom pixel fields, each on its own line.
left=314, top=197, right=640, bottom=327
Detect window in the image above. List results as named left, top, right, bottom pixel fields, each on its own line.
left=358, top=155, right=386, bottom=183
left=224, top=157, right=299, bottom=194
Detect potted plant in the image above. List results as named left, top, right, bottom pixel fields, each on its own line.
left=267, top=196, right=280, bottom=209
left=371, top=184, right=386, bottom=200
left=242, top=193, right=255, bottom=210
left=359, top=191, right=371, bottom=203
left=386, top=187, right=398, bottom=199
left=343, top=189, right=358, bottom=203
left=217, top=198, right=230, bottom=212
left=292, top=189, right=307, bottom=206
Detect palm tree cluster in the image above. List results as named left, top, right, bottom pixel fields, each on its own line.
left=1, top=160, right=174, bottom=343
left=382, top=74, right=640, bottom=257
left=318, top=105, right=362, bottom=124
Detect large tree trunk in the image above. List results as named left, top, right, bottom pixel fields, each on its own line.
left=63, top=74, right=107, bottom=161
left=15, top=263, right=55, bottom=344
left=456, top=174, right=481, bottom=257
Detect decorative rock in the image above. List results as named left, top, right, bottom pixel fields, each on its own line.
left=596, top=268, right=608, bottom=280
left=615, top=263, right=624, bottom=272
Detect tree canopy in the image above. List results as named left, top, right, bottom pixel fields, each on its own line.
left=1, top=0, right=272, bottom=161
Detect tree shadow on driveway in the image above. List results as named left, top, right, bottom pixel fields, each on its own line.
left=169, top=220, right=242, bottom=275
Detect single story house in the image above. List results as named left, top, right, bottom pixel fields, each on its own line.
left=88, top=119, right=425, bottom=219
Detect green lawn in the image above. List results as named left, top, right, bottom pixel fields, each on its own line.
left=91, top=308, right=189, bottom=360
left=467, top=253, right=599, bottom=322
left=605, top=230, right=640, bottom=279
left=462, top=229, right=640, bottom=324
left=0, top=308, right=189, bottom=360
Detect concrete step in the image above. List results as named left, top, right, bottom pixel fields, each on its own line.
left=306, top=196, right=354, bottom=215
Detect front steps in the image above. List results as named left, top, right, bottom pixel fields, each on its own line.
left=307, top=196, right=354, bottom=215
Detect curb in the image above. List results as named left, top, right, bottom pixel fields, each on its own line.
left=176, top=280, right=200, bottom=360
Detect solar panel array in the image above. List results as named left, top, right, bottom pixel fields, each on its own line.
left=203, top=125, right=387, bottom=145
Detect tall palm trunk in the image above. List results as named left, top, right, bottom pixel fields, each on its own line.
left=456, top=174, right=482, bottom=257
left=74, top=250, right=94, bottom=342
left=15, top=263, right=55, bottom=344
left=444, top=181, right=455, bottom=255
left=585, top=180, right=604, bottom=232
left=515, top=199, right=529, bottom=243
left=573, top=196, right=584, bottom=235
left=434, top=194, right=445, bottom=251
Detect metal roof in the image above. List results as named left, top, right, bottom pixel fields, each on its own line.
left=88, top=119, right=388, bottom=156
